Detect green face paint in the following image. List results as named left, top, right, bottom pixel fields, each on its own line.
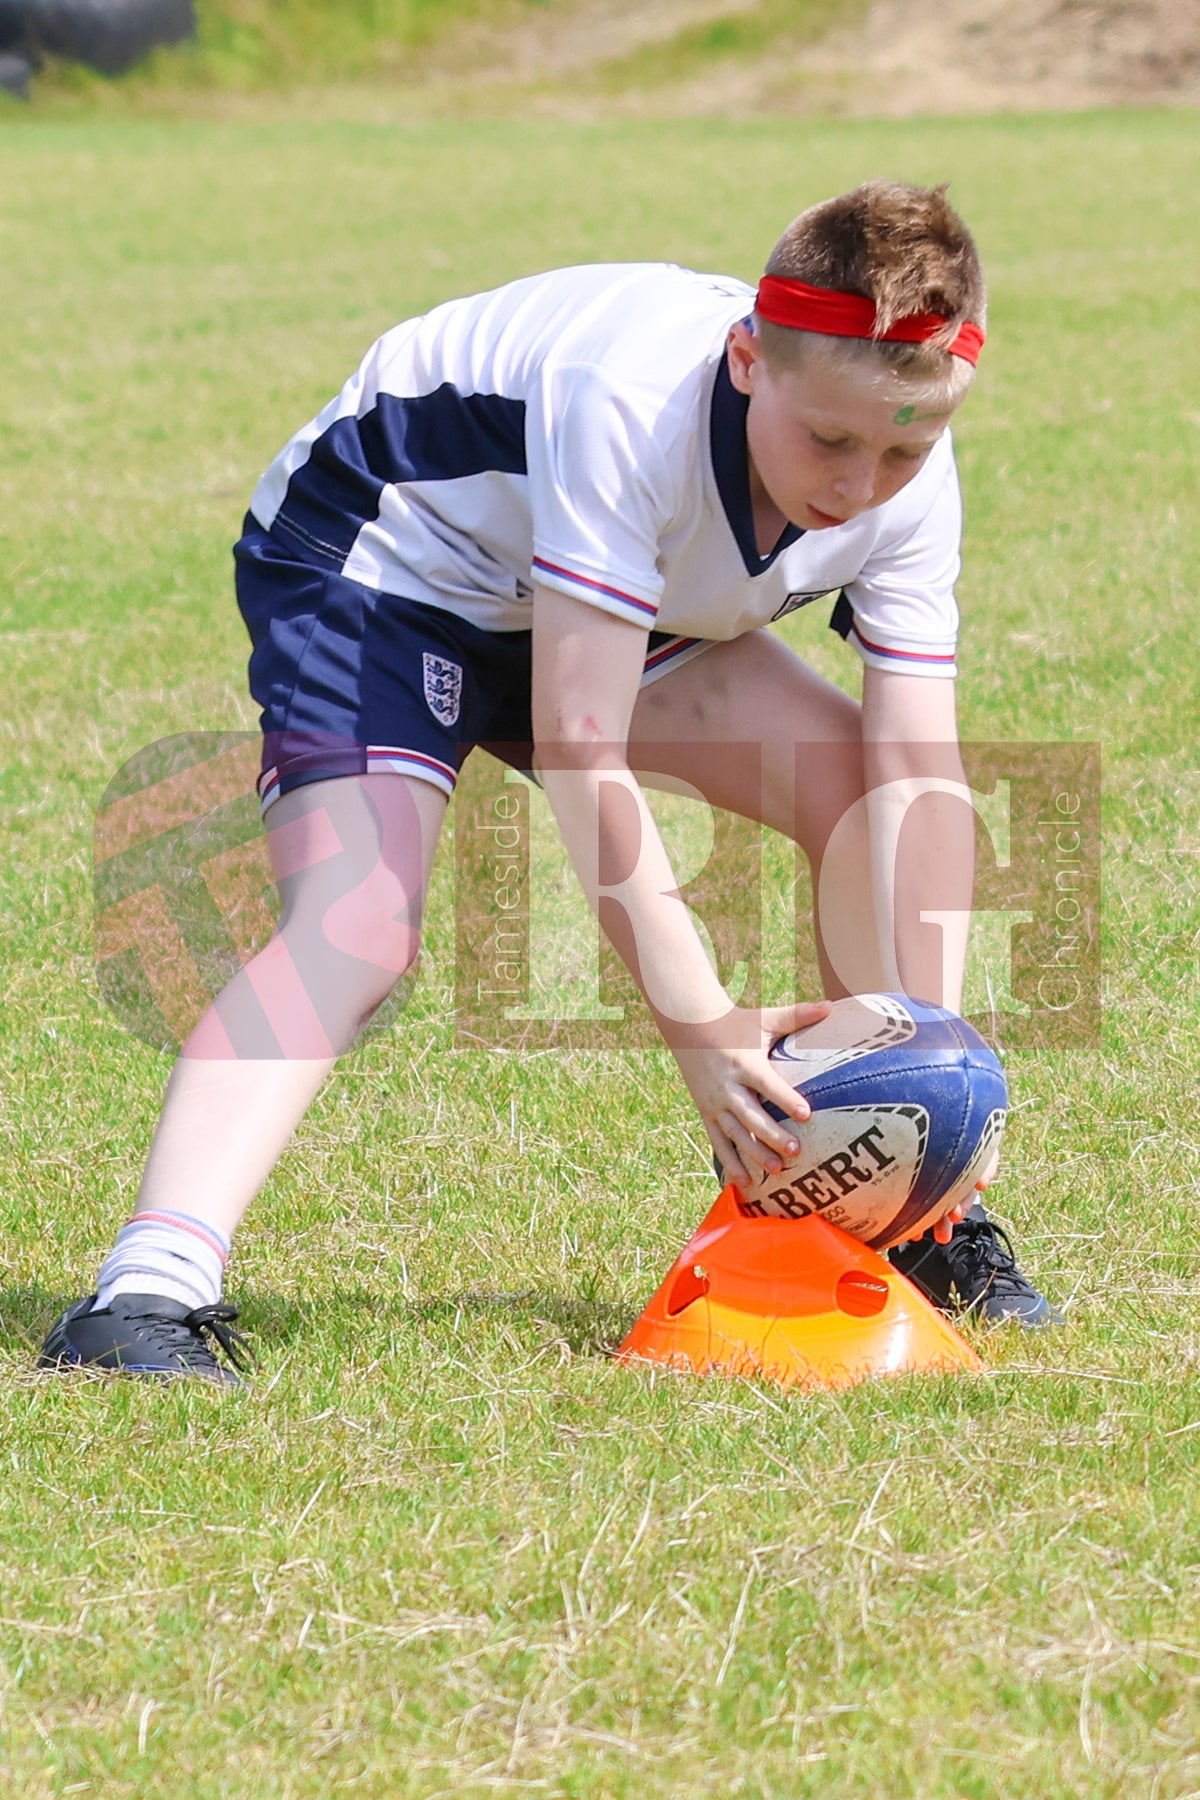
left=893, top=403, right=948, bottom=427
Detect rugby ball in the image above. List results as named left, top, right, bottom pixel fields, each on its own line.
left=730, top=994, right=1007, bottom=1251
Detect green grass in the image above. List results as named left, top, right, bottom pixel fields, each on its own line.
left=2, top=108, right=1200, bottom=1796
left=28, top=0, right=541, bottom=98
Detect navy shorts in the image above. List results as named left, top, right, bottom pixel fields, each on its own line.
left=234, top=519, right=710, bottom=809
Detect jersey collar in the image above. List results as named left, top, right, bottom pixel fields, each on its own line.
left=709, top=342, right=804, bottom=576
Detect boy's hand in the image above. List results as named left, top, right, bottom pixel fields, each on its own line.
left=927, top=1143, right=1002, bottom=1243
left=931, top=1203, right=969, bottom=1245
left=672, top=1001, right=832, bottom=1189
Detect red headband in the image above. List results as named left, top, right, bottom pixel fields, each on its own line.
left=755, top=275, right=985, bottom=367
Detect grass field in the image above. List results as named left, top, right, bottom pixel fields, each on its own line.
left=23, top=0, right=866, bottom=110
left=2, top=105, right=1199, bottom=1797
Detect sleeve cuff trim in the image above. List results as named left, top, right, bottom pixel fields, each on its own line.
left=850, top=620, right=957, bottom=666
left=532, top=556, right=660, bottom=620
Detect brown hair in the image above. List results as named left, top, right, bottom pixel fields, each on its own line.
left=757, top=180, right=986, bottom=390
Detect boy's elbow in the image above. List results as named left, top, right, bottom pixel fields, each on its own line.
left=532, top=708, right=628, bottom=772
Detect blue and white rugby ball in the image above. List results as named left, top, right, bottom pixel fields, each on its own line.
left=732, top=994, right=1007, bottom=1251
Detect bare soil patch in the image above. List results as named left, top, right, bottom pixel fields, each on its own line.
left=796, top=0, right=1200, bottom=115
left=426, top=0, right=1200, bottom=116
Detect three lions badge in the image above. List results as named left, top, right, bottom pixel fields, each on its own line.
left=422, top=653, right=463, bottom=727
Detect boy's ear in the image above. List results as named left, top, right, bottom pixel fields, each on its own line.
left=726, top=319, right=763, bottom=395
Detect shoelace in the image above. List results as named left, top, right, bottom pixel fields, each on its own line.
left=185, top=1304, right=254, bottom=1372
left=138, top=1303, right=253, bottom=1373
left=947, top=1216, right=1028, bottom=1301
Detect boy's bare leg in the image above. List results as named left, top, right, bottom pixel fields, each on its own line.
left=41, top=772, right=447, bottom=1376
left=136, top=772, right=448, bottom=1238
left=135, top=1060, right=334, bottom=1242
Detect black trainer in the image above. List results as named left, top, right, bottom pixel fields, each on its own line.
left=39, top=1293, right=251, bottom=1385
left=888, top=1203, right=1063, bottom=1327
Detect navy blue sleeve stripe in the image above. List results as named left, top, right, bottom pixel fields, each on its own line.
left=273, top=387, right=528, bottom=571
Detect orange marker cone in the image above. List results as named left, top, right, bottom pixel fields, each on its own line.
left=616, top=1186, right=981, bottom=1390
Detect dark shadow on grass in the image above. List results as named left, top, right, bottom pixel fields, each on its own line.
left=231, top=1291, right=313, bottom=1348
left=406, top=1289, right=638, bottom=1358
left=285, top=1284, right=638, bottom=1358
left=254, top=1282, right=639, bottom=1357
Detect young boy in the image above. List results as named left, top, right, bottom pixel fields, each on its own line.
left=43, top=180, right=1057, bottom=1383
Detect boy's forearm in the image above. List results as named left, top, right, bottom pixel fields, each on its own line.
left=540, top=757, right=733, bottom=1039
left=531, top=587, right=735, bottom=1041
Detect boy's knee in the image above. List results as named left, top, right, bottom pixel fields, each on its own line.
left=248, top=912, right=422, bottom=1053
left=339, top=919, right=423, bottom=1002
left=320, top=869, right=423, bottom=975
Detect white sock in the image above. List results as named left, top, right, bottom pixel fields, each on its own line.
left=93, top=1210, right=231, bottom=1314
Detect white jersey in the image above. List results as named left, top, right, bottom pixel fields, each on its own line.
left=249, top=263, right=962, bottom=679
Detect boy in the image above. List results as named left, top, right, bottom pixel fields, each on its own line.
left=43, top=180, right=1057, bottom=1383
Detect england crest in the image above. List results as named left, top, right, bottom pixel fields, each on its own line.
left=422, top=653, right=463, bottom=727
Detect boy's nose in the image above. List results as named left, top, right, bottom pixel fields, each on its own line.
left=832, top=456, right=878, bottom=509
